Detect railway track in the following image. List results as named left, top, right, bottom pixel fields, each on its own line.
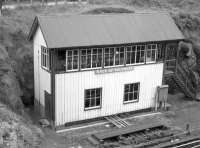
left=161, top=138, right=200, bottom=148
left=173, top=140, right=200, bottom=148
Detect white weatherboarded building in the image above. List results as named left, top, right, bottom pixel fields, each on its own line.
left=28, top=13, right=184, bottom=128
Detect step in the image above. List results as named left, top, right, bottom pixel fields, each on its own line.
left=105, top=116, right=123, bottom=128
left=105, top=115, right=130, bottom=128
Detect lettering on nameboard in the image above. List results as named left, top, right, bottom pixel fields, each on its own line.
left=95, top=66, right=134, bottom=74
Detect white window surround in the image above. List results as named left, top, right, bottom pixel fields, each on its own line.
left=66, top=49, right=79, bottom=71
left=84, top=88, right=102, bottom=110
left=124, top=82, right=140, bottom=103
left=41, top=47, right=50, bottom=70
left=104, top=46, right=126, bottom=68
left=146, top=44, right=157, bottom=63
left=126, top=45, right=145, bottom=65
left=80, top=48, right=103, bottom=70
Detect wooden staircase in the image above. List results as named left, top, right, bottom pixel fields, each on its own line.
left=165, top=63, right=200, bottom=100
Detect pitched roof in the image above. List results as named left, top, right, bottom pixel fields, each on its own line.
left=28, top=13, right=184, bottom=48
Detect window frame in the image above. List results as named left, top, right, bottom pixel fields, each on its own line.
left=125, top=45, right=145, bottom=66
left=80, top=48, right=103, bottom=70
left=66, top=49, right=79, bottom=72
left=146, top=44, right=157, bottom=64
left=104, top=46, right=125, bottom=68
left=84, top=87, right=102, bottom=110
left=41, top=46, right=50, bottom=70
left=123, top=82, right=140, bottom=104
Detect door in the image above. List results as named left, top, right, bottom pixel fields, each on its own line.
left=45, top=91, right=53, bottom=120
left=165, top=43, right=178, bottom=72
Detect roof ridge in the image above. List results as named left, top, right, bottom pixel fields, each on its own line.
left=36, top=11, right=169, bottom=18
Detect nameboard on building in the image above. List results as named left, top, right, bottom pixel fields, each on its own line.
left=95, top=66, right=134, bottom=74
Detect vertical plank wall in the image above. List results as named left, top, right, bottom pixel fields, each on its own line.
left=55, top=63, right=163, bottom=126
left=33, top=27, right=51, bottom=116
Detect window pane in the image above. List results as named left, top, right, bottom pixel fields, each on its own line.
left=127, top=46, right=131, bottom=52
left=126, top=50, right=131, bottom=64
left=92, top=54, right=97, bottom=67
left=73, top=56, right=78, bottom=69
left=96, top=97, right=100, bottom=106
left=131, top=51, right=135, bottom=64
left=124, top=85, right=129, bottom=93
left=134, top=83, right=139, bottom=91
left=82, top=50, right=86, bottom=55
left=120, top=53, right=124, bottom=65
left=134, top=92, right=138, bottom=100
left=91, top=98, right=95, bottom=107
left=152, top=44, right=156, bottom=49
left=110, top=48, right=114, bottom=66
left=87, top=54, right=91, bottom=68
left=74, top=50, right=78, bottom=55
left=115, top=48, right=119, bottom=63
left=97, top=54, right=102, bottom=67
left=104, top=48, right=110, bottom=66
left=85, top=99, right=90, bottom=108
left=81, top=55, right=87, bottom=69
left=96, top=89, right=101, bottom=97
left=140, top=50, right=145, bottom=62
left=152, top=50, right=156, bottom=61
left=67, top=57, right=72, bottom=70
left=130, top=84, right=134, bottom=92
left=124, top=94, right=128, bottom=101
left=91, top=89, right=95, bottom=98
left=68, top=51, right=72, bottom=56
left=85, top=90, right=90, bottom=98
left=136, top=50, right=140, bottom=63
left=129, top=93, right=133, bottom=101
left=93, top=48, right=97, bottom=54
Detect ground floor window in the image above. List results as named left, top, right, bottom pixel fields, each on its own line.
left=41, top=47, right=50, bottom=70
left=84, top=88, right=102, bottom=110
left=124, top=83, right=140, bottom=103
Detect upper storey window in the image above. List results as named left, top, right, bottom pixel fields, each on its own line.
left=81, top=48, right=103, bottom=69
left=104, top=47, right=125, bottom=67
left=66, top=50, right=79, bottom=71
left=126, top=45, right=145, bottom=65
left=146, top=44, right=157, bottom=63
left=62, top=43, right=159, bottom=72
left=41, top=47, right=50, bottom=70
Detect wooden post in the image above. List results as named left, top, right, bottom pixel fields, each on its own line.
left=50, top=49, right=56, bottom=126
left=162, top=43, right=167, bottom=85
left=175, top=42, right=180, bottom=74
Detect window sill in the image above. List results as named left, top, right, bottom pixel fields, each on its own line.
left=84, top=106, right=101, bottom=111
left=41, top=66, right=50, bottom=72
left=123, top=99, right=139, bottom=104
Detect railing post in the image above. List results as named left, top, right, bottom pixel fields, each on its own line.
left=175, top=42, right=180, bottom=75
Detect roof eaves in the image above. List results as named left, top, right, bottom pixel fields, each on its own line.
left=28, top=16, right=49, bottom=48
left=27, top=16, right=39, bottom=41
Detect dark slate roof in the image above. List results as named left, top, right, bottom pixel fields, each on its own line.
left=28, top=13, right=184, bottom=48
